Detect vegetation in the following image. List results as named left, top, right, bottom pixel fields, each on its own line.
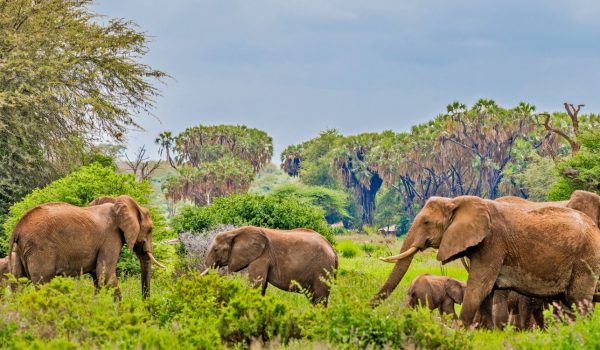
left=269, top=183, right=350, bottom=224
left=0, top=0, right=165, bottom=216
left=159, top=125, right=273, bottom=206
left=5, top=235, right=600, bottom=349
left=281, top=100, right=600, bottom=230
left=549, top=129, right=600, bottom=200
left=170, top=193, right=333, bottom=243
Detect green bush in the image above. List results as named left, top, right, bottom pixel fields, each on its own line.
left=171, top=193, right=333, bottom=243
left=1, top=162, right=172, bottom=258
left=336, top=240, right=360, bottom=258
left=548, top=129, right=600, bottom=200
left=270, top=183, right=351, bottom=224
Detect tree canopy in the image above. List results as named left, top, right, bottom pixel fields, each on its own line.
left=0, top=0, right=166, bottom=215
left=281, top=99, right=598, bottom=230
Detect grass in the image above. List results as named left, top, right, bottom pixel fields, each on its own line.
left=1, top=234, right=599, bottom=349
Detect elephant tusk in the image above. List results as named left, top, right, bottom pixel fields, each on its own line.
left=199, top=268, right=210, bottom=276
left=148, top=252, right=166, bottom=269
left=379, top=246, right=418, bottom=263
left=461, top=257, right=470, bottom=271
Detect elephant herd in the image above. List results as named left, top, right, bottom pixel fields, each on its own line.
left=1, top=190, right=599, bottom=331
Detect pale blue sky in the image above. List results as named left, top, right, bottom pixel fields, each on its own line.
left=93, top=1, right=600, bottom=161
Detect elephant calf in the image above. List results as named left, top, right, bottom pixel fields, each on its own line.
left=489, top=290, right=545, bottom=330
left=0, top=252, right=17, bottom=279
left=407, top=274, right=466, bottom=318
left=201, top=226, right=338, bottom=305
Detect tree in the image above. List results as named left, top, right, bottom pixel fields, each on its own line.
left=125, top=145, right=162, bottom=181
left=0, top=0, right=166, bottom=214
left=160, top=125, right=273, bottom=206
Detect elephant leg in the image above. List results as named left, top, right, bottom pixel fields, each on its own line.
left=96, top=260, right=120, bottom=300
left=531, top=300, right=545, bottom=329
left=247, top=257, right=269, bottom=295
left=441, top=299, right=456, bottom=319
left=311, top=279, right=331, bottom=306
left=492, top=290, right=509, bottom=329
left=565, top=264, right=596, bottom=315
left=25, top=256, right=56, bottom=284
left=459, top=257, right=501, bottom=327
left=518, top=297, right=532, bottom=330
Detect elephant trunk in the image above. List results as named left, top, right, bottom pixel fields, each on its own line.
left=135, top=249, right=152, bottom=299
left=372, top=234, right=419, bottom=306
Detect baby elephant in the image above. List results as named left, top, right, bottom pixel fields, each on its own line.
left=407, top=274, right=465, bottom=318
left=0, top=252, right=17, bottom=279
left=201, top=226, right=338, bottom=305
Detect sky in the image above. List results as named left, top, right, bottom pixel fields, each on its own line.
left=93, top=0, right=600, bottom=162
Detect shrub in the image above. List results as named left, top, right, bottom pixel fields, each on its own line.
left=0, top=162, right=171, bottom=265
left=171, top=193, right=333, bottom=243
left=336, top=240, right=360, bottom=258
left=178, top=224, right=235, bottom=271
left=269, top=183, right=351, bottom=224
left=548, top=129, right=600, bottom=200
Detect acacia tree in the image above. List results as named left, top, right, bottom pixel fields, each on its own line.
left=0, top=0, right=166, bottom=214
left=159, top=125, right=273, bottom=207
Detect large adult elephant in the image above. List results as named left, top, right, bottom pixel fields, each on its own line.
left=201, top=226, right=338, bottom=305
left=373, top=195, right=600, bottom=326
left=8, top=195, right=164, bottom=299
left=498, top=190, right=599, bottom=227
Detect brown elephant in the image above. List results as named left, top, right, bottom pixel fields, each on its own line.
left=8, top=195, right=164, bottom=299
left=200, top=226, right=338, bottom=305
left=373, top=195, right=600, bottom=327
left=0, top=252, right=17, bottom=279
left=491, top=290, right=545, bottom=330
left=498, top=190, right=599, bottom=227
left=407, top=274, right=466, bottom=319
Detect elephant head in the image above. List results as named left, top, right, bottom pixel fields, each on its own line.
left=201, top=226, right=268, bottom=275
left=567, top=190, right=600, bottom=227
left=90, top=195, right=164, bottom=298
left=445, top=278, right=466, bottom=304
left=373, top=196, right=490, bottom=303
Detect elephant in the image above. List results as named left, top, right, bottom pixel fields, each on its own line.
left=497, top=190, right=599, bottom=228
left=200, top=226, right=338, bottom=305
left=373, top=195, right=600, bottom=327
left=0, top=252, right=17, bottom=279
left=491, top=290, right=545, bottom=330
left=8, top=195, right=164, bottom=299
left=406, top=274, right=466, bottom=319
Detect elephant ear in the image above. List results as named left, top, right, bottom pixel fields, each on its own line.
left=114, top=195, right=142, bottom=252
left=89, top=196, right=116, bottom=206
left=445, top=278, right=466, bottom=304
left=228, top=226, right=269, bottom=272
left=437, top=196, right=490, bottom=264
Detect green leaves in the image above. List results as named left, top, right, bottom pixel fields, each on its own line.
left=0, top=0, right=165, bottom=215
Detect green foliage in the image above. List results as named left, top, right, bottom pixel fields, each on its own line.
left=1, top=163, right=171, bottom=257
left=249, top=163, right=298, bottom=193
left=549, top=129, right=600, bottom=199
left=518, top=156, right=559, bottom=201
left=171, top=193, right=334, bottom=243
left=270, top=183, right=350, bottom=223
left=0, top=0, right=165, bottom=217
left=336, top=240, right=360, bottom=258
